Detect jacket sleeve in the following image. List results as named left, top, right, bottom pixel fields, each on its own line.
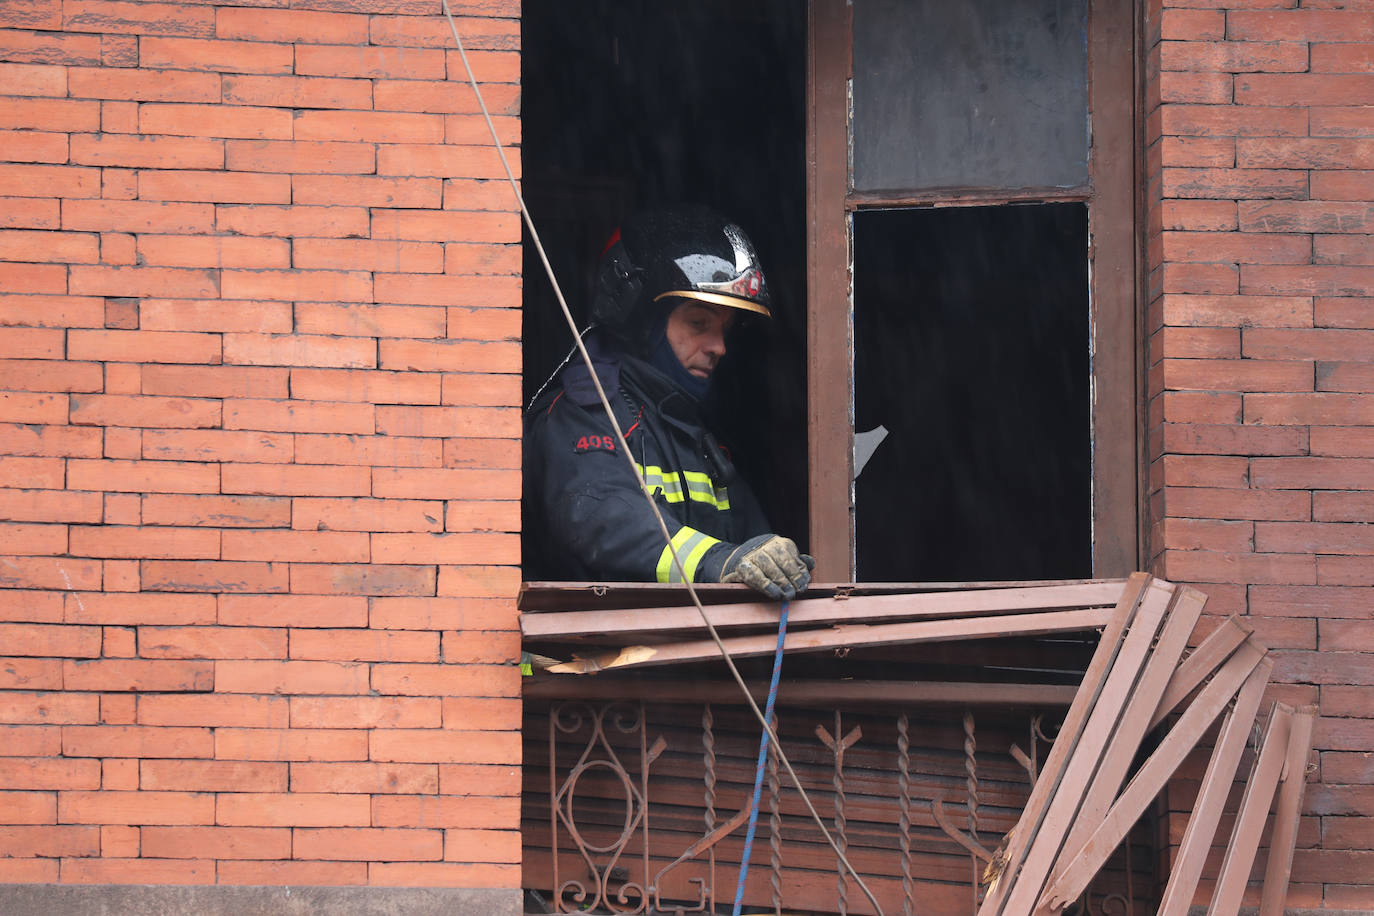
left=530, top=397, right=734, bottom=584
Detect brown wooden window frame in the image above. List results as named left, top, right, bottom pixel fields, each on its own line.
left=805, top=0, right=1142, bottom=582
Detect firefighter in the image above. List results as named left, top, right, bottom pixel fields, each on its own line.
left=525, top=206, right=813, bottom=601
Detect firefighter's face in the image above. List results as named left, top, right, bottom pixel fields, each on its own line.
left=665, top=300, right=733, bottom=379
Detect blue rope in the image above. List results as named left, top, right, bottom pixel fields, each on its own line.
left=731, top=600, right=789, bottom=916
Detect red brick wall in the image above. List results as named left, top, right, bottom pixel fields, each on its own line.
left=0, top=0, right=523, bottom=892
left=1146, top=0, right=1374, bottom=908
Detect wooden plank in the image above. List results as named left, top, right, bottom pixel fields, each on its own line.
left=521, top=581, right=1127, bottom=639
left=1148, top=615, right=1252, bottom=730
left=806, top=0, right=854, bottom=581
left=542, top=608, right=1109, bottom=673
left=1156, top=656, right=1274, bottom=916
left=996, top=576, right=1173, bottom=915
left=1052, top=585, right=1207, bottom=871
left=978, top=571, right=1151, bottom=915
left=1258, top=705, right=1317, bottom=916
left=523, top=678, right=1080, bottom=707
left=1207, top=704, right=1294, bottom=916
left=1038, top=637, right=1267, bottom=911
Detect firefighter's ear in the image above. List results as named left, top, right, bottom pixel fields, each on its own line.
left=590, top=239, right=643, bottom=329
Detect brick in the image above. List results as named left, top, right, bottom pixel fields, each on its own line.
left=0, top=825, right=98, bottom=857
left=1160, top=231, right=1310, bottom=264
left=293, top=109, right=445, bottom=144
left=1246, top=393, right=1374, bottom=425
left=221, top=271, right=372, bottom=304
left=1312, top=427, right=1374, bottom=456
left=63, top=199, right=214, bottom=235
left=63, top=659, right=213, bottom=692
left=140, top=626, right=286, bottom=660
left=295, top=826, right=441, bottom=861
left=0, top=791, right=57, bottom=825
left=68, top=329, right=222, bottom=365
left=1156, top=71, right=1232, bottom=105
left=1245, top=265, right=1374, bottom=296
left=0, top=263, right=65, bottom=295
left=222, top=529, right=368, bottom=563
left=443, top=241, right=520, bottom=274
left=295, top=43, right=443, bottom=80
left=290, top=368, right=440, bottom=405
left=222, top=334, right=376, bottom=370
left=0, top=457, right=65, bottom=489
left=292, top=762, right=437, bottom=797
left=1160, top=294, right=1312, bottom=328
left=142, top=825, right=291, bottom=860
left=71, top=134, right=222, bottom=171
left=444, top=308, right=521, bottom=342
left=292, top=236, right=442, bottom=271
left=141, top=760, right=284, bottom=794
left=1316, top=490, right=1374, bottom=522
left=142, top=365, right=286, bottom=400
left=290, top=563, right=436, bottom=597
left=63, top=0, right=212, bottom=36
left=138, top=37, right=292, bottom=75
left=371, top=794, right=515, bottom=832
left=290, top=629, right=438, bottom=663
left=140, top=299, right=291, bottom=335
left=216, top=204, right=369, bottom=238
left=446, top=436, right=521, bottom=470
left=444, top=113, right=521, bottom=147
left=142, top=494, right=287, bottom=529
left=0, top=328, right=62, bottom=359
left=59, top=790, right=213, bottom=825
left=1159, top=39, right=1308, bottom=73
left=218, top=860, right=366, bottom=885
left=1313, top=107, right=1374, bottom=138
left=294, top=435, right=441, bottom=468
left=216, top=792, right=369, bottom=827
left=2, top=298, right=102, bottom=333
left=216, top=7, right=367, bottom=44
left=293, top=497, right=442, bottom=533
left=1254, top=457, right=1374, bottom=489
left=0, top=197, right=60, bottom=230
left=68, top=68, right=219, bottom=105
left=370, top=532, right=517, bottom=565
left=1236, top=73, right=1374, bottom=107
left=69, top=265, right=218, bottom=299
left=140, top=559, right=287, bottom=594
left=67, top=457, right=219, bottom=491
left=0, top=27, right=98, bottom=64
left=0, top=392, right=67, bottom=425
left=140, top=175, right=292, bottom=210
left=369, top=12, right=517, bottom=49
left=214, top=660, right=368, bottom=695
left=374, top=79, right=518, bottom=117
left=60, top=858, right=213, bottom=884
left=0, top=98, right=100, bottom=133
left=376, top=144, right=512, bottom=180
left=0, top=129, right=68, bottom=164
left=0, top=692, right=97, bottom=725
left=371, top=728, right=518, bottom=765
left=291, top=174, right=441, bottom=208
left=1162, top=167, right=1307, bottom=200
left=443, top=828, right=519, bottom=864
left=220, top=463, right=369, bottom=497
left=439, top=693, right=519, bottom=725
left=1317, top=296, right=1374, bottom=330
left=0, top=724, right=60, bottom=756
left=142, top=430, right=293, bottom=464
left=0, top=756, right=98, bottom=791
left=443, top=499, right=517, bottom=534
left=61, top=725, right=211, bottom=759
left=223, top=398, right=374, bottom=435
left=215, top=727, right=367, bottom=762
left=136, top=695, right=284, bottom=730
left=1324, top=619, right=1374, bottom=650
left=1313, top=171, right=1374, bottom=202
left=102, top=626, right=137, bottom=659
left=1247, top=328, right=1374, bottom=361
left=289, top=696, right=440, bottom=730
left=373, top=467, right=520, bottom=500
left=1316, top=235, right=1374, bottom=266
left=442, top=373, right=522, bottom=409
left=375, top=405, right=519, bottom=440
left=371, top=663, right=518, bottom=698
left=1256, top=520, right=1374, bottom=554
left=434, top=565, right=518, bottom=600
left=0, top=556, right=101, bottom=591
left=1164, top=485, right=1309, bottom=521
left=1160, top=549, right=1314, bottom=584
left=294, top=299, right=445, bottom=337
left=371, top=209, right=517, bottom=246
left=1239, top=137, right=1374, bottom=170
left=219, top=594, right=366, bottom=628
left=1163, top=358, right=1312, bottom=392
left=0, top=622, right=99, bottom=657
left=1157, top=105, right=1307, bottom=138
left=442, top=183, right=520, bottom=216
left=1312, top=42, right=1374, bottom=74
left=1240, top=201, right=1374, bottom=234
left=63, top=592, right=214, bottom=626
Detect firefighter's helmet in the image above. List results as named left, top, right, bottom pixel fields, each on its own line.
left=590, top=206, right=772, bottom=349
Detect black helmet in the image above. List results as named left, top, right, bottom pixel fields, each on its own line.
left=590, top=206, right=772, bottom=350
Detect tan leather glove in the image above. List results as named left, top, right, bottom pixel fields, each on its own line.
left=719, top=534, right=815, bottom=601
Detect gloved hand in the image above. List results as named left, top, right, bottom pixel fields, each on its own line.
left=719, top=534, right=815, bottom=601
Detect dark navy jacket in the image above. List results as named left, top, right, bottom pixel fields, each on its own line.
left=525, top=332, right=770, bottom=583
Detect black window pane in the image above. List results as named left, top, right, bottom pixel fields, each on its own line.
left=853, top=204, right=1091, bottom=582
left=852, top=0, right=1090, bottom=193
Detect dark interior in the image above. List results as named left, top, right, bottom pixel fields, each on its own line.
left=520, top=0, right=810, bottom=567
left=853, top=203, right=1092, bottom=582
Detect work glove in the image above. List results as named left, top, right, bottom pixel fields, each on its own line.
left=719, top=534, right=814, bottom=601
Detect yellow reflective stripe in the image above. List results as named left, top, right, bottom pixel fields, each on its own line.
left=636, top=464, right=730, bottom=510
left=655, top=526, right=721, bottom=583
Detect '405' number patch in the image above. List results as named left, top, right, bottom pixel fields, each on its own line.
left=574, top=434, right=616, bottom=453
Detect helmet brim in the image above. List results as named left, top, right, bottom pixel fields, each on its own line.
left=653, top=290, right=772, bottom=318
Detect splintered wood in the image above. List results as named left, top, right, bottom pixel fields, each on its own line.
left=977, top=573, right=1315, bottom=916
left=519, top=574, right=1316, bottom=912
